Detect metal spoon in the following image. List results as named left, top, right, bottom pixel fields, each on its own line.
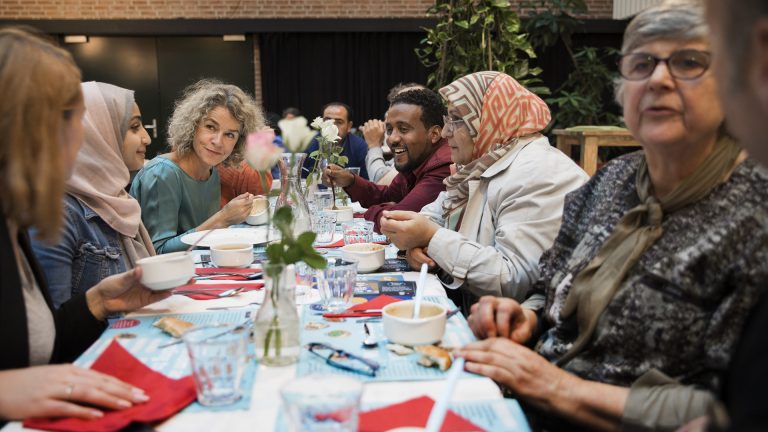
left=362, top=323, right=378, bottom=349
left=174, top=287, right=244, bottom=298
left=193, top=272, right=263, bottom=281
left=206, top=301, right=262, bottom=311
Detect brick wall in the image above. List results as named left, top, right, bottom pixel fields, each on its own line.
left=0, top=0, right=614, bottom=20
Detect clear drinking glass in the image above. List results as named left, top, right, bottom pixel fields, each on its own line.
left=313, top=213, right=337, bottom=244
left=313, top=190, right=333, bottom=212
left=281, top=374, right=363, bottom=432
left=342, top=219, right=373, bottom=245
left=316, top=258, right=358, bottom=312
left=183, top=323, right=249, bottom=406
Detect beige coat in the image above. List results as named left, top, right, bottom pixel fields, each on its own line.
left=422, top=135, right=588, bottom=306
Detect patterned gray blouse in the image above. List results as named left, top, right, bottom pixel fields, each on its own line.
left=528, top=152, right=768, bottom=393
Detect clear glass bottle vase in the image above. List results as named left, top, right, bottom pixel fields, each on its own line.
left=276, top=152, right=312, bottom=235
left=253, top=262, right=300, bottom=366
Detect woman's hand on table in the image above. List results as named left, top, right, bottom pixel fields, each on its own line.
left=467, top=296, right=536, bottom=344
left=379, top=210, right=439, bottom=250
left=86, top=267, right=172, bottom=321
left=454, top=338, right=579, bottom=413
left=217, top=192, right=255, bottom=226
left=322, top=164, right=354, bottom=188
left=0, top=365, right=149, bottom=421
left=406, top=247, right=436, bottom=271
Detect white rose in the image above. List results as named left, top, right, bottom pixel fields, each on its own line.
left=321, top=123, right=340, bottom=143
left=280, top=117, right=315, bottom=153
left=310, top=116, right=324, bottom=130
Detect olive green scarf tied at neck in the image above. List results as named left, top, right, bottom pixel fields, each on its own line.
left=556, top=137, right=742, bottom=366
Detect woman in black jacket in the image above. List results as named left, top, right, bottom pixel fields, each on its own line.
left=0, top=27, right=169, bottom=423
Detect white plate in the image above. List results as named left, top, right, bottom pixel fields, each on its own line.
left=180, top=227, right=273, bottom=248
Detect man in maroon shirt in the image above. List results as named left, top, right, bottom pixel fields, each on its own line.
left=323, top=89, right=452, bottom=233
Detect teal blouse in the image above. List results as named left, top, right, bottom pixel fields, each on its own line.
left=130, top=156, right=220, bottom=253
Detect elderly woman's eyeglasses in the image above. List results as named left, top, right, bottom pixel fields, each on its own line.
left=618, top=49, right=711, bottom=81
left=442, top=115, right=467, bottom=135
left=306, top=342, right=380, bottom=377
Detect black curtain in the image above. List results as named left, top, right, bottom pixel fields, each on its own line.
left=259, top=32, right=430, bottom=127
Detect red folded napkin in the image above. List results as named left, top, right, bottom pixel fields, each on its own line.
left=314, top=237, right=345, bottom=248
left=194, top=268, right=262, bottom=280
left=25, top=340, right=196, bottom=432
left=322, top=294, right=401, bottom=318
left=173, top=282, right=264, bottom=300
left=359, top=396, right=484, bottom=432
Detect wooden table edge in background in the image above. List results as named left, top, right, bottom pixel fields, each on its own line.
left=553, top=128, right=641, bottom=176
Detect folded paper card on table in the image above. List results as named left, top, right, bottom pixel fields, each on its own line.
left=354, top=280, right=415, bottom=299
left=25, top=340, right=196, bottom=432
left=73, top=311, right=257, bottom=413
left=299, top=296, right=475, bottom=382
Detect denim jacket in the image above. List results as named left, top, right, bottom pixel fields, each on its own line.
left=30, top=194, right=126, bottom=308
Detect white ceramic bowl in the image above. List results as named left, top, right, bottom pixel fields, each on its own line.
left=382, top=300, right=447, bottom=346
left=340, top=243, right=385, bottom=273
left=324, top=206, right=354, bottom=222
left=246, top=197, right=269, bottom=225
left=137, top=252, right=195, bottom=291
left=210, top=242, right=253, bottom=268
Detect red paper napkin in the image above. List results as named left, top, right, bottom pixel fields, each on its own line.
left=359, top=396, right=485, bottom=432
left=194, top=268, right=262, bottom=280
left=25, top=340, right=196, bottom=432
left=314, top=238, right=345, bottom=248
left=173, top=282, right=264, bottom=300
left=322, top=294, right=401, bottom=318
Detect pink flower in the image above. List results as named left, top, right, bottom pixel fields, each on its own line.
left=245, top=129, right=282, bottom=172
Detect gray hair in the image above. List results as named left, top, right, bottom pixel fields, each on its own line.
left=614, top=0, right=708, bottom=106
left=167, top=79, right=264, bottom=167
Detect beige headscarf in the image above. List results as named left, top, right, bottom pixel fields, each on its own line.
left=67, top=82, right=154, bottom=264
left=557, top=136, right=742, bottom=366
left=438, top=71, right=551, bottom=220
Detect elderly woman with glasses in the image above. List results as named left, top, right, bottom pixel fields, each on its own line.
left=454, top=2, right=768, bottom=430
left=379, top=72, right=587, bottom=312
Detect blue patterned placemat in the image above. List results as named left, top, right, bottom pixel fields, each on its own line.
left=80, top=310, right=257, bottom=413
left=295, top=296, right=476, bottom=382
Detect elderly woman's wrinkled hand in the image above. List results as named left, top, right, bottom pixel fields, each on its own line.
left=86, top=267, right=172, bottom=321
left=406, top=247, right=436, bottom=271
left=219, top=192, right=254, bottom=226
left=467, top=296, right=536, bottom=344
left=379, top=210, right=439, bottom=250
left=454, top=338, right=577, bottom=410
left=322, top=164, right=354, bottom=188
left=0, top=365, right=149, bottom=421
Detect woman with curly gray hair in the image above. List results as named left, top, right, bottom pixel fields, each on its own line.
left=130, top=80, right=264, bottom=253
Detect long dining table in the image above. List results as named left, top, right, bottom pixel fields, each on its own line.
left=4, top=233, right=529, bottom=432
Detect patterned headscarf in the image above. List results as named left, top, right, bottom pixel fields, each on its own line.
left=438, top=71, right=551, bottom=219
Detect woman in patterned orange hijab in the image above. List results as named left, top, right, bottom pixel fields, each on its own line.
left=437, top=71, right=551, bottom=221
left=380, top=71, right=587, bottom=307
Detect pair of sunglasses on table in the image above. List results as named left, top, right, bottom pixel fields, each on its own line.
left=306, top=342, right=380, bottom=377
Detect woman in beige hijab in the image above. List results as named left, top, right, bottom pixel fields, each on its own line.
left=31, top=81, right=155, bottom=308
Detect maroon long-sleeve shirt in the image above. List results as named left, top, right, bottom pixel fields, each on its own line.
left=345, top=139, right=453, bottom=233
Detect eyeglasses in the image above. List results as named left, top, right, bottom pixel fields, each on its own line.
left=618, top=49, right=711, bottom=81
left=442, top=115, right=467, bottom=135
left=306, top=342, right=380, bottom=377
